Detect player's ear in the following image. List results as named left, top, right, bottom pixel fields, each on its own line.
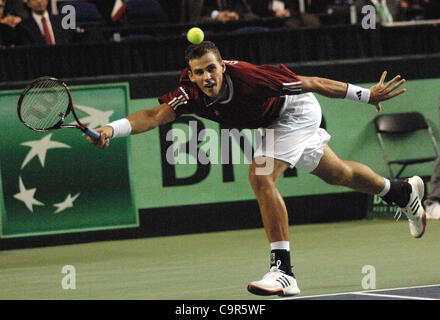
left=221, top=61, right=226, bottom=73
left=188, top=69, right=196, bottom=83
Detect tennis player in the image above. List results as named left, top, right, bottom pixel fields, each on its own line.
left=88, top=41, right=426, bottom=297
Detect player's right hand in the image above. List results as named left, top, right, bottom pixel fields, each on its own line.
left=86, top=126, right=112, bottom=149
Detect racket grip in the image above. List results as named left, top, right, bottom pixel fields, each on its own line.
left=84, top=127, right=103, bottom=141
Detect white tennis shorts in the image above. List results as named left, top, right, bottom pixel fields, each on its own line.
left=254, top=93, right=331, bottom=173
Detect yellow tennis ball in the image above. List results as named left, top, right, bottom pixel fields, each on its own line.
left=187, top=27, right=204, bottom=44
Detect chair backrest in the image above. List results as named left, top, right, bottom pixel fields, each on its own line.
left=374, top=112, right=428, bottom=134
left=373, top=111, right=439, bottom=179
left=125, top=0, right=168, bottom=24
left=59, top=1, right=103, bottom=26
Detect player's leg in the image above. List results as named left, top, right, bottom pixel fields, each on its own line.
left=248, top=157, right=295, bottom=274
left=247, top=156, right=300, bottom=296
left=248, top=157, right=290, bottom=243
left=246, top=94, right=326, bottom=296
left=311, top=145, right=426, bottom=238
left=310, top=145, right=387, bottom=195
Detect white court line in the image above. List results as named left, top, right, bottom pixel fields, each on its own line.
left=274, top=283, right=440, bottom=300
left=355, top=283, right=440, bottom=293
left=354, top=291, right=439, bottom=300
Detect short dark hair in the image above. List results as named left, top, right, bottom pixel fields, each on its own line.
left=184, top=41, right=223, bottom=69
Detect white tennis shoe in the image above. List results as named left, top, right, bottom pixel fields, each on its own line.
left=395, top=176, right=426, bottom=238
left=247, top=266, right=300, bottom=297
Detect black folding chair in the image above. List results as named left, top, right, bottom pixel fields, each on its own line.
left=374, top=111, right=440, bottom=180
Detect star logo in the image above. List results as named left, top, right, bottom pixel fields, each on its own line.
left=14, top=105, right=114, bottom=215
left=72, top=105, right=114, bottom=129
left=20, top=134, right=71, bottom=169
left=13, top=176, right=44, bottom=212
left=53, top=193, right=81, bottom=214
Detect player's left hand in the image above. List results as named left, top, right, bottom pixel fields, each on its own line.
left=369, top=71, right=406, bottom=112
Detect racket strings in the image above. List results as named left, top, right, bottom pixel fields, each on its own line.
left=20, top=79, right=70, bottom=130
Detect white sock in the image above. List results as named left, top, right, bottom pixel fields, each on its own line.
left=270, top=241, right=290, bottom=251
left=378, top=178, right=391, bottom=197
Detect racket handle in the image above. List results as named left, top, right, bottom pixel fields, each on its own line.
left=84, top=127, right=105, bottom=141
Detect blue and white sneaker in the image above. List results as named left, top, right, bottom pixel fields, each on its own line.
left=247, top=266, right=300, bottom=297
left=395, top=176, right=426, bottom=238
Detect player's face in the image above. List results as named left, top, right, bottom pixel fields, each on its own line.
left=188, top=52, right=226, bottom=99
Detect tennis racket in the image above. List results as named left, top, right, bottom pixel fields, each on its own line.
left=17, top=77, right=103, bottom=141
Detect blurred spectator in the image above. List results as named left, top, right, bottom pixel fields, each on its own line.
left=201, top=0, right=259, bottom=22
left=91, top=0, right=116, bottom=24
left=400, top=0, right=440, bottom=20
left=248, top=0, right=294, bottom=18
left=355, top=0, right=405, bottom=23
left=268, top=0, right=292, bottom=18
left=305, top=0, right=335, bottom=15
left=399, top=0, right=423, bottom=20
left=159, top=0, right=204, bottom=24
left=1, top=0, right=16, bottom=46
left=422, top=0, right=440, bottom=19
left=90, top=0, right=128, bottom=24
left=19, top=0, right=72, bottom=45
left=106, top=0, right=168, bottom=24
left=424, top=103, right=440, bottom=220
left=0, top=0, right=25, bottom=46
left=247, top=0, right=320, bottom=28
left=1, top=0, right=23, bottom=27
left=4, top=0, right=28, bottom=19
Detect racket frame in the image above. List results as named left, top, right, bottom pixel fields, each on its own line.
left=17, top=77, right=101, bottom=140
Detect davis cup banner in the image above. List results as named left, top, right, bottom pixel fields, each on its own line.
left=0, top=83, right=137, bottom=238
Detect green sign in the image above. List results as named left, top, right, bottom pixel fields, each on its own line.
left=0, top=83, right=137, bottom=238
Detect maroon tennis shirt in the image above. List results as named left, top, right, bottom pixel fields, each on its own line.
left=159, top=60, right=302, bottom=129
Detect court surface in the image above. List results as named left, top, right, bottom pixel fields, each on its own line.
left=278, top=284, right=440, bottom=300
left=1, top=219, right=440, bottom=300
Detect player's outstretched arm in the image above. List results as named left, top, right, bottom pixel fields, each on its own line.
left=87, top=103, right=176, bottom=148
left=126, top=103, right=176, bottom=134
left=298, top=71, right=406, bottom=112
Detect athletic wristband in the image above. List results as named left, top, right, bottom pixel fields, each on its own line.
left=345, top=83, right=371, bottom=104
left=107, top=118, right=132, bottom=138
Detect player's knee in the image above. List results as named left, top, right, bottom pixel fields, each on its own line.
left=249, top=167, right=274, bottom=193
